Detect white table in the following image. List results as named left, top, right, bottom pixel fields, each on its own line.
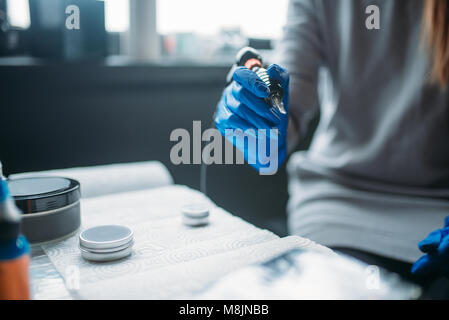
left=29, top=185, right=331, bottom=299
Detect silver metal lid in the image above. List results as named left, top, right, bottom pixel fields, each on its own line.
left=80, top=244, right=133, bottom=262
left=80, top=239, right=135, bottom=254
left=79, top=225, right=133, bottom=251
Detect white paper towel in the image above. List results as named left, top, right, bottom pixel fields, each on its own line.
left=9, top=161, right=173, bottom=198
left=37, top=185, right=331, bottom=299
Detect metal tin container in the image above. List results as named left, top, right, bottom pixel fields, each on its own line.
left=79, top=225, right=134, bottom=262
left=8, top=177, right=81, bottom=244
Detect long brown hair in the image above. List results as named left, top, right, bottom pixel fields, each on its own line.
left=423, top=0, right=449, bottom=87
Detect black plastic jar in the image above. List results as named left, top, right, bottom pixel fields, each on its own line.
left=8, top=177, right=81, bottom=244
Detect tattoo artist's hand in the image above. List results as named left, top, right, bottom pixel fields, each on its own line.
left=214, top=64, right=289, bottom=174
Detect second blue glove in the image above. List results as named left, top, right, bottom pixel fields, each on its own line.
left=412, top=216, right=449, bottom=277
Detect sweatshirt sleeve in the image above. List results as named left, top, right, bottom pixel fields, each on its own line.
left=275, top=0, right=325, bottom=149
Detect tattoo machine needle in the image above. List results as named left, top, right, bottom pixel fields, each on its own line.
left=227, top=47, right=287, bottom=117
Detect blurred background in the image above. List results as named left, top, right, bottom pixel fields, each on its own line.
left=0, top=0, right=287, bottom=63
left=0, top=0, right=315, bottom=236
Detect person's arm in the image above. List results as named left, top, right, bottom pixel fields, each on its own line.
left=214, top=0, right=324, bottom=173
left=275, top=0, right=325, bottom=152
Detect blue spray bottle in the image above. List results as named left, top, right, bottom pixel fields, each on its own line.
left=0, top=162, right=30, bottom=300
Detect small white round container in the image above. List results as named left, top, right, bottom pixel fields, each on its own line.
left=181, top=203, right=210, bottom=227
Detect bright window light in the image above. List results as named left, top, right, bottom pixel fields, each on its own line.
left=104, top=0, right=129, bottom=32
left=7, top=0, right=30, bottom=29
left=157, top=0, right=288, bottom=39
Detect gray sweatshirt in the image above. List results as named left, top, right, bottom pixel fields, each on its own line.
left=277, top=0, right=449, bottom=262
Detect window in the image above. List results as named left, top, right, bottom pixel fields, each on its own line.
left=158, top=0, right=288, bottom=63
left=104, top=0, right=288, bottom=38
left=104, top=0, right=129, bottom=32
left=105, top=0, right=288, bottom=62
left=157, top=0, right=288, bottom=39
left=7, top=0, right=30, bottom=29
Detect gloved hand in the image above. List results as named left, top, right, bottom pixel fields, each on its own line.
left=214, top=64, right=289, bottom=175
left=411, top=216, right=449, bottom=277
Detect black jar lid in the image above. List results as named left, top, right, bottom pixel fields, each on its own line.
left=8, top=177, right=81, bottom=214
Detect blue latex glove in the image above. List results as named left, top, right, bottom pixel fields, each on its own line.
left=214, top=64, right=289, bottom=175
left=411, top=216, right=449, bottom=277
